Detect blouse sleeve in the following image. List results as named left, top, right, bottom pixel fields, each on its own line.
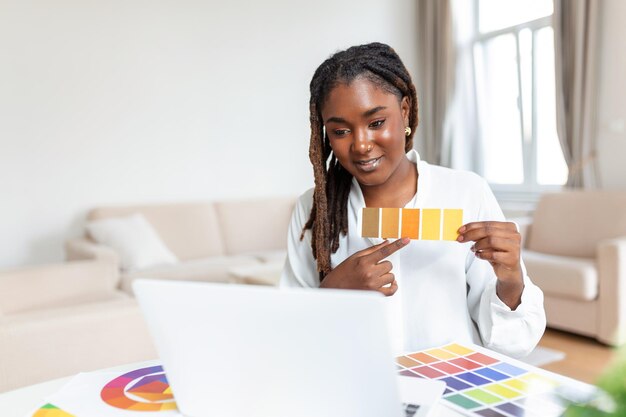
left=465, top=179, right=547, bottom=358
left=279, top=189, right=320, bottom=288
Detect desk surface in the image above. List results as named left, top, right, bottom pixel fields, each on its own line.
left=0, top=367, right=461, bottom=417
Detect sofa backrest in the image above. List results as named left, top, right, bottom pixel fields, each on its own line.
left=527, top=191, right=626, bottom=258
left=214, top=196, right=296, bottom=255
left=88, top=203, right=225, bottom=260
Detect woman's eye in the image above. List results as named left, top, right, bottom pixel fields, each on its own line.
left=370, top=119, right=385, bottom=128
left=334, top=129, right=350, bottom=136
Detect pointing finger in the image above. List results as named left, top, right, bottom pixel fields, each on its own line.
left=368, top=237, right=410, bottom=263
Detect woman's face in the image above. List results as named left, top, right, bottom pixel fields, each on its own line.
left=321, top=76, right=410, bottom=188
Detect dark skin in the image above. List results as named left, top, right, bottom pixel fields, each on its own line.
left=318, top=76, right=525, bottom=310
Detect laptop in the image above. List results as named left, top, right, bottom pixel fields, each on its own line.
left=133, top=279, right=444, bottom=417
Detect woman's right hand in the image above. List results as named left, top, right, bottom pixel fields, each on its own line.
left=320, top=238, right=410, bottom=296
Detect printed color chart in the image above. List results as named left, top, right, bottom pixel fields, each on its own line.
left=396, top=343, right=594, bottom=417
left=362, top=208, right=463, bottom=241
left=31, top=404, right=75, bottom=417
left=100, top=365, right=177, bottom=411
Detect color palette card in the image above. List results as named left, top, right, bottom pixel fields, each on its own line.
left=41, top=362, right=182, bottom=417
left=362, top=208, right=463, bottom=241
left=396, top=343, right=598, bottom=417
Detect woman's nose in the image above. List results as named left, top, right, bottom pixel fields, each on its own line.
left=353, top=130, right=372, bottom=154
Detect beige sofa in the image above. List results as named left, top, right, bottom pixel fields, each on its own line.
left=66, top=197, right=296, bottom=292
left=0, top=261, right=157, bottom=392
left=521, top=191, right=626, bottom=346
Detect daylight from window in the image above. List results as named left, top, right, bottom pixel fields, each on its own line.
left=474, top=0, right=567, bottom=187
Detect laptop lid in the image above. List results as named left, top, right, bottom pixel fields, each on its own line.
left=133, top=279, right=404, bottom=417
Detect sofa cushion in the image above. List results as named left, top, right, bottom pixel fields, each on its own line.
left=214, top=197, right=295, bottom=255
left=523, top=250, right=598, bottom=301
left=243, top=249, right=287, bottom=264
left=87, top=214, right=178, bottom=271
left=121, top=255, right=262, bottom=293
left=526, top=191, right=626, bottom=258
left=228, top=261, right=284, bottom=286
left=88, top=203, right=225, bottom=260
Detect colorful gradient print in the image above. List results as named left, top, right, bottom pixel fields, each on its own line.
left=100, top=365, right=177, bottom=411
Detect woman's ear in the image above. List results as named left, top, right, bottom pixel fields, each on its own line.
left=401, top=96, right=410, bottom=126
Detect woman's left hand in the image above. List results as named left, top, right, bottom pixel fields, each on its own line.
left=457, top=221, right=524, bottom=310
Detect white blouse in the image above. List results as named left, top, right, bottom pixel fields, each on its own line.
left=280, top=150, right=546, bottom=358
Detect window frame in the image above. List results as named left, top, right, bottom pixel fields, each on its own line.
left=471, top=1, right=564, bottom=203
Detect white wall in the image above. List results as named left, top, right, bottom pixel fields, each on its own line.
left=596, top=0, right=626, bottom=189
left=0, top=0, right=418, bottom=268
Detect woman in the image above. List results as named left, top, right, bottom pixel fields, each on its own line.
left=280, top=42, right=545, bottom=358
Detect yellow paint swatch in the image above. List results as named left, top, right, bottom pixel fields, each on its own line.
left=502, top=379, right=529, bottom=393
left=421, top=209, right=441, bottom=240
left=484, top=383, right=522, bottom=399
left=442, top=343, right=474, bottom=355
left=401, top=208, right=420, bottom=239
left=381, top=208, right=400, bottom=239
left=424, top=348, right=457, bottom=360
left=362, top=208, right=380, bottom=238
left=443, top=209, right=463, bottom=241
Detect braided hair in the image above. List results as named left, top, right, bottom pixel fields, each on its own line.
left=302, top=42, right=419, bottom=280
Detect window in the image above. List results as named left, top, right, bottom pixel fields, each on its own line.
left=472, top=0, right=567, bottom=192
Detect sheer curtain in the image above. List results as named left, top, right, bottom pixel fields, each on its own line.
left=415, top=0, right=456, bottom=166
left=553, top=0, right=601, bottom=188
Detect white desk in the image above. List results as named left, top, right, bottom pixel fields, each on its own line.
left=0, top=367, right=460, bottom=417
left=0, top=376, right=70, bottom=416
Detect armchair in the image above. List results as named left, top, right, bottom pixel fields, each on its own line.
left=521, top=191, right=626, bottom=346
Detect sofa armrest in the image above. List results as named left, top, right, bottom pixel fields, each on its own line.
left=65, top=237, right=120, bottom=267
left=596, top=236, right=626, bottom=345
left=0, top=261, right=121, bottom=315
left=0, top=299, right=157, bottom=391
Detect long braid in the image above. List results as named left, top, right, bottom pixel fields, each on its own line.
left=302, top=42, right=419, bottom=279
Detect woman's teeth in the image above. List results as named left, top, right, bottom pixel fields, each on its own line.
left=357, top=157, right=381, bottom=172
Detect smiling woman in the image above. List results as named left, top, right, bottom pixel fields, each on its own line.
left=280, top=42, right=547, bottom=357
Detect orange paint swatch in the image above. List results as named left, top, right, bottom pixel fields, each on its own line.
left=381, top=208, right=400, bottom=239
left=401, top=208, right=420, bottom=239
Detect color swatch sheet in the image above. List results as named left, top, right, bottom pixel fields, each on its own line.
left=396, top=343, right=597, bottom=417
left=27, top=362, right=183, bottom=417
left=362, top=208, right=463, bottom=240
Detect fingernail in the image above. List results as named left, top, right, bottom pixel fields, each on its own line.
left=457, top=235, right=464, bottom=242
left=401, top=237, right=410, bottom=244
left=459, top=226, right=466, bottom=233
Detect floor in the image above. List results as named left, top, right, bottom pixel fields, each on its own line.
left=538, top=328, right=617, bottom=384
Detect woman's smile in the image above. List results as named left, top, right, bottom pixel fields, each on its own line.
left=354, top=155, right=383, bottom=172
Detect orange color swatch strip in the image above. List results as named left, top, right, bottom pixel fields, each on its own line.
left=361, top=208, right=463, bottom=241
